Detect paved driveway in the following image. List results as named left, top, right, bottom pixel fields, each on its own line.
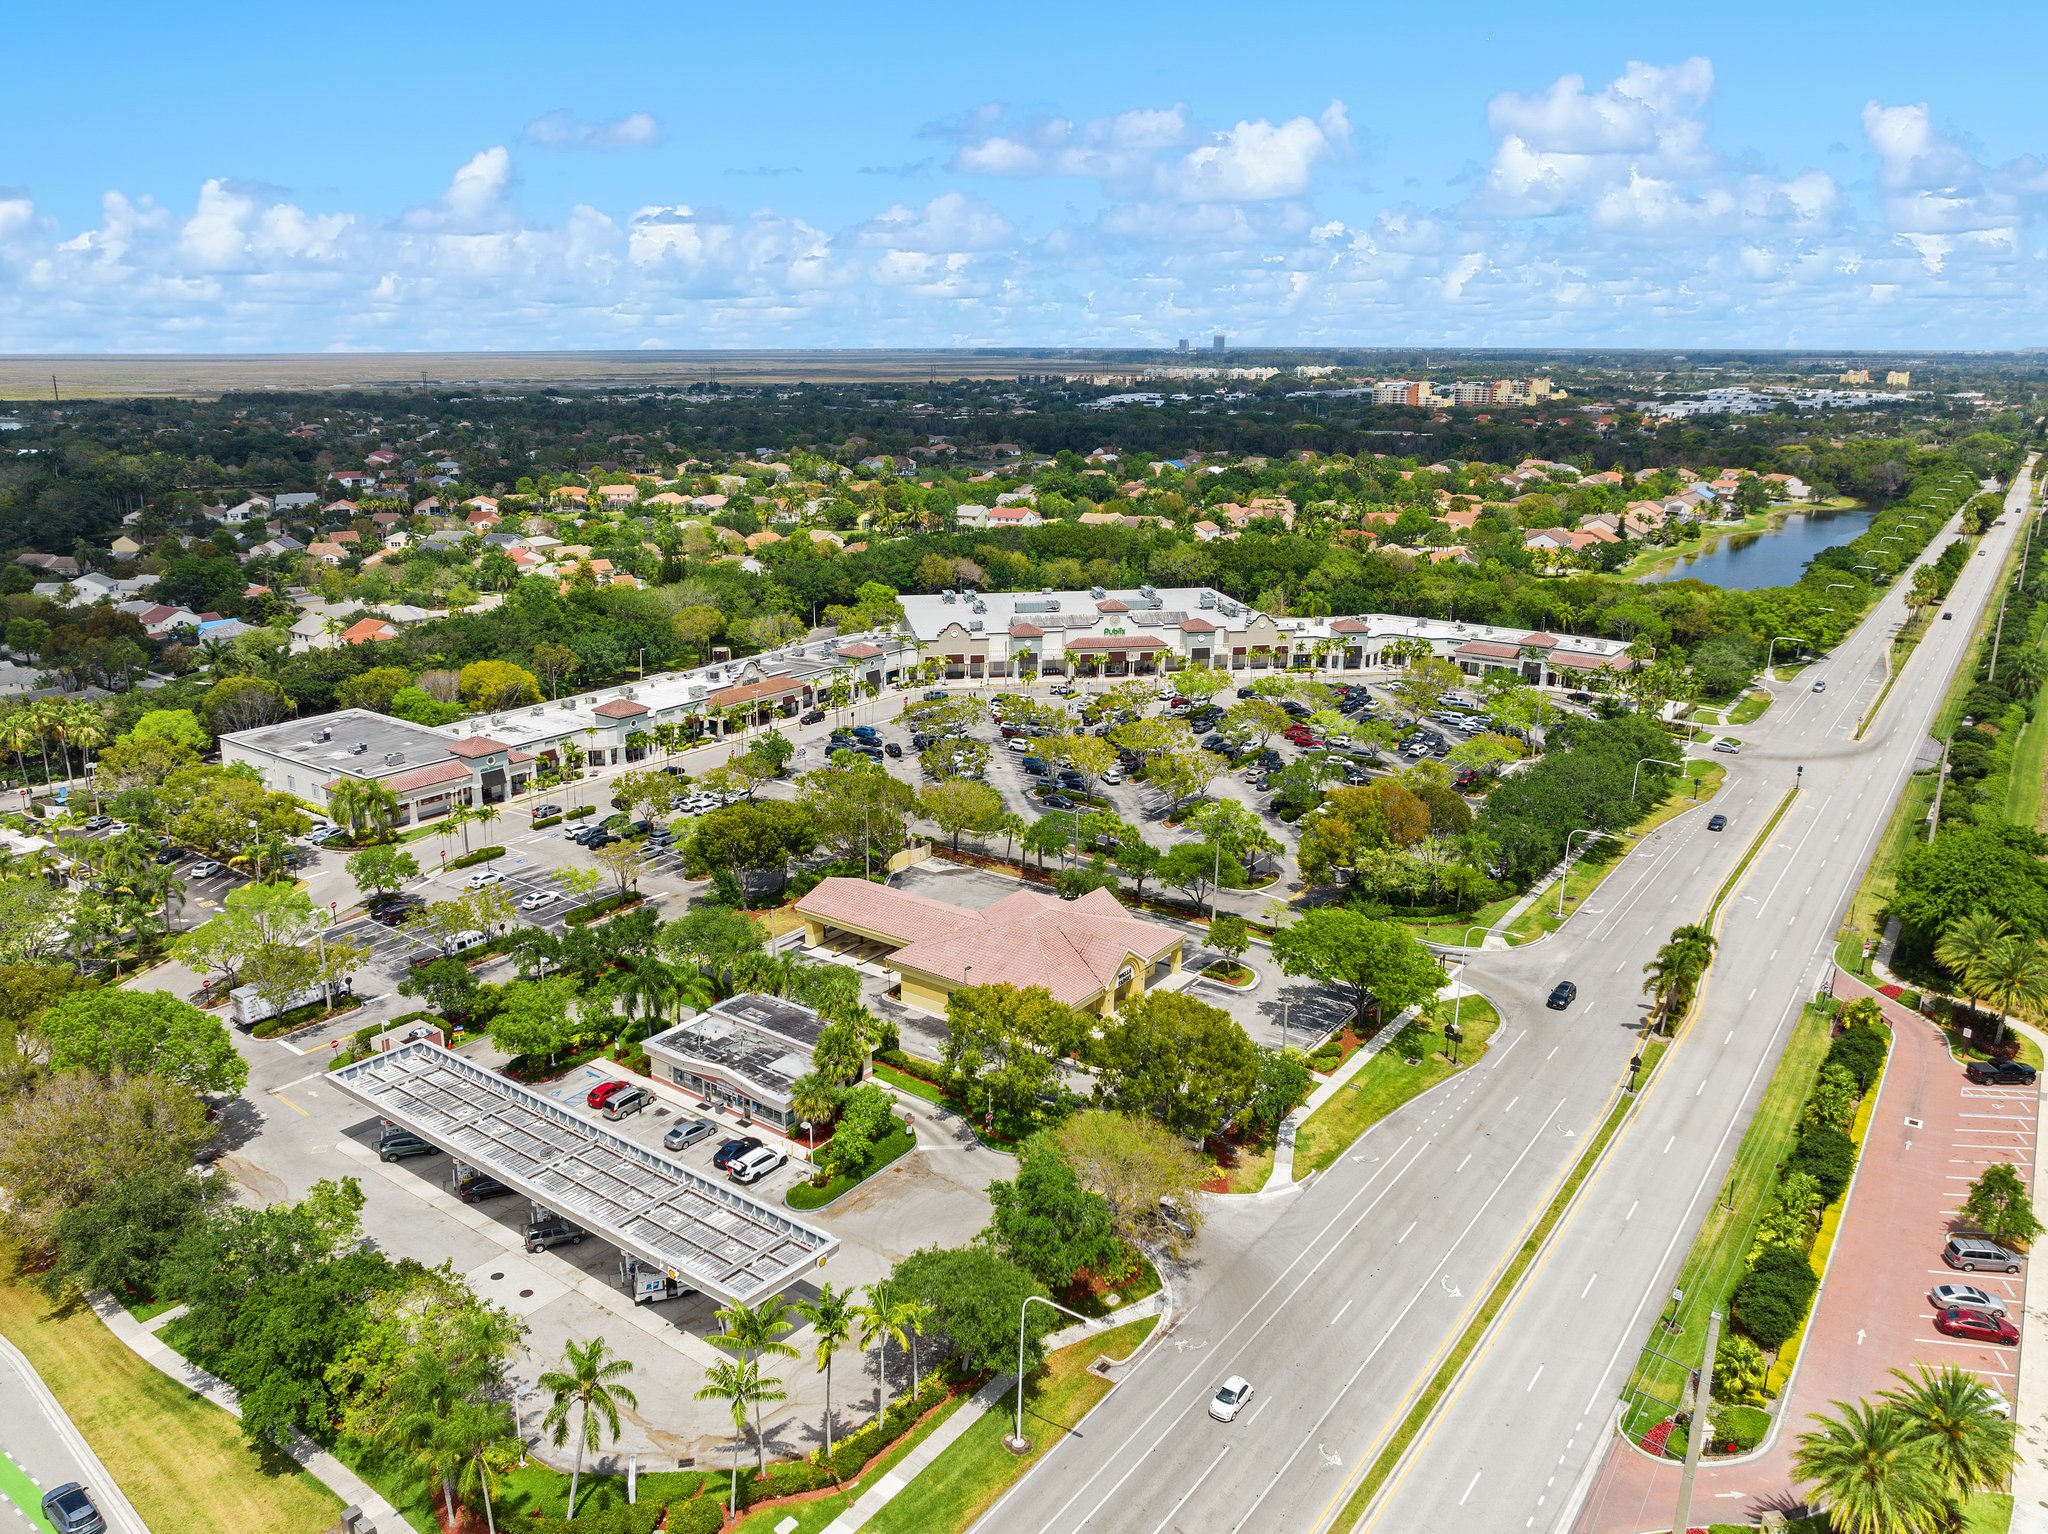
left=1574, top=976, right=2034, bottom=1531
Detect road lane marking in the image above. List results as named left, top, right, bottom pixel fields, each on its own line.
left=1459, top=1471, right=1481, bottom=1506
left=268, top=1088, right=310, bottom=1117
left=1148, top=1448, right=1230, bottom=1534
left=1580, top=1273, right=1598, bottom=1299
left=1397, top=1223, right=1415, bottom=1245
left=1625, top=1200, right=1638, bottom=1221
left=1526, top=1364, right=1545, bottom=1392
left=1330, top=1298, right=1355, bottom=1327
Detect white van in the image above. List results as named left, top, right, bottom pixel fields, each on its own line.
left=443, top=929, right=488, bottom=957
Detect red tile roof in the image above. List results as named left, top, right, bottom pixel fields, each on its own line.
left=445, top=736, right=509, bottom=758
left=836, top=643, right=883, bottom=659
left=592, top=698, right=649, bottom=719
left=709, top=677, right=805, bottom=709
left=1009, top=622, right=1045, bottom=638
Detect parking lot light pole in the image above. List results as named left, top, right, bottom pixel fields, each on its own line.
left=1007, top=1295, right=1095, bottom=1453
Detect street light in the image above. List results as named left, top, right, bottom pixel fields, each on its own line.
left=1557, top=828, right=1604, bottom=919
left=1631, top=756, right=1684, bottom=803
left=1765, top=635, right=1805, bottom=674
left=1452, top=922, right=1512, bottom=1038
left=800, top=1119, right=815, bottom=1159
left=1006, top=1295, right=1096, bottom=1452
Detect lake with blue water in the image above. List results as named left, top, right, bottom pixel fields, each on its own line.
left=1643, top=506, right=1873, bottom=589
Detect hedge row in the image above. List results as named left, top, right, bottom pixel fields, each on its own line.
left=532, top=813, right=564, bottom=829
left=1730, top=1016, right=1889, bottom=1356
left=566, top=892, right=644, bottom=927
left=567, top=804, right=597, bottom=820
left=447, top=844, right=507, bottom=870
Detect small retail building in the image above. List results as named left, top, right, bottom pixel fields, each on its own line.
left=794, top=878, right=1184, bottom=1016
left=643, top=993, right=831, bottom=1131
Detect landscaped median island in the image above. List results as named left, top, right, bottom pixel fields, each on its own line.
left=1616, top=998, right=1890, bottom=1458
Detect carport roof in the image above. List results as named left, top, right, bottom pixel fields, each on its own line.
left=331, top=1042, right=837, bottom=1304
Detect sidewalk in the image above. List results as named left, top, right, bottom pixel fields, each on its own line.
left=813, top=1292, right=1167, bottom=1534
left=89, top=1294, right=403, bottom=1532
left=1262, top=991, right=1440, bottom=1189
left=1572, top=970, right=2031, bottom=1532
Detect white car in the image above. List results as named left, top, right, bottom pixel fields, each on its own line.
left=520, top=889, right=561, bottom=912
left=1209, top=1376, right=1254, bottom=1422
left=465, top=869, right=506, bottom=890
left=188, top=859, right=222, bottom=878
left=1102, top=767, right=1124, bottom=785
left=1930, top=1282, right=2009, bottom=1317
left=728, top=1145, right=788, bottom=1185
left=1009, top=737, right=1032, bottom=753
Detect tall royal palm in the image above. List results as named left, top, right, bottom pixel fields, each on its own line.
left=537, top=1336, right=638, bottom=1520
left=697, top=1359, right=783, bottom=1518
left=1793, top=1398, right=1949, bottom=1534
left=796, top=1283, right=855, bottom=1465
left=710, top=1296, right=799, bottom=1471
left=1880, top=1364, right=2018, bottom=1504
left=855, top=1281, right=917, bottom=1413
left=1972, top=935, right=2048, bottom=1045
left=446, top=1398, right=519, bottom=1534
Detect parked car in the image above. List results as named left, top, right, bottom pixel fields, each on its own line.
left=81, top=815, right=111, bottom=832
left=1945, top=1236, right=2022, bottom=1273
left=664, top=1118, right=718, bottom=1152
left=1712, top=739, right=1741, bottom=754
left=729, top=1145, right=788, bottom=1184
left=1935, top=1306, right=2020, bottom=1345
left=885, top=742, right=903, bottom=758
left=465, top=868, right=506, bottom=890
left=800, top=707, right=826, bottom=724
left=713, top=1136, right=764, bottom=1170
left=378, top=1126, right=438, bottom=1163
left=1546, top=981, right=1578, bottom=1010
left=1966, top=1059, right=2038, bottom=1085
left=1707, top=814, right=1728, bottom=832
left=188, top=859, right=222, bottom=878
left=530, top=802, right=564, bottom=820
left=520, top=888, right=561, bottom=912
left=1931, top=1282, right=2009, bottom=1317
left=525, top=1211, right=587, bottom=1252
left=1008, top=737, right=1033, bottom=753
left=586, top=1080, right=642, bottom=1114
left=40, top=1484, right=105, bottom=1534
left=452, top=1169, right=514, bottom=1202
left=1209, top=1376, right=1255, bottom=1423
left=371, top=894, right=425, bottom=926
left=1039, top=793, right=1077, bottom=810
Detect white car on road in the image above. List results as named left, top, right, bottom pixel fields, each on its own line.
left=1209, top=1376, right=1254, bottom=1422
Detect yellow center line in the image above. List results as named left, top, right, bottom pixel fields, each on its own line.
left=268, top=1088, right=310, bottom=1117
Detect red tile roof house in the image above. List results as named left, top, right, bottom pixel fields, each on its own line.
left=794, top=878, right=1184, bottom=1017
left=340, top=617, right=399, bottom=645
left=985, top=505, right=1042, bottom=528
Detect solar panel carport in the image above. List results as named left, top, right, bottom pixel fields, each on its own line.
left=331, top=1041, right=837, bottom=1305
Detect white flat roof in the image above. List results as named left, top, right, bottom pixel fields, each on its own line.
left=331, top=1043, right=837, bottom=1304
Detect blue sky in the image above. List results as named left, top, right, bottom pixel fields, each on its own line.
left=4, top=2, right=2044, bottom=351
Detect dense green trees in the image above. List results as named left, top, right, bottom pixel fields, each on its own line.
left=1089, top=991, right=1259, bottom=1142
left=36, top=987, right=247, bottom=1093
left=1269, top=908, right=1445, bottom=1028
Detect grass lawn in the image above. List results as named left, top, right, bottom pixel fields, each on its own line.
left=1615, top=512, right=1774, bottom=580
left=1936, top=1015, right=2047, bottom=1071
left=871, top=1062, right=1029, bottom=1149
left=787, top=1126, right=916, bottom=1210
left=1509, top=762, right=1725, bottom=943
left=1294, top=999, right=1501, bottom=1176
left=1219, top=1137, right=1279, bottom=1193
left=863, top=1317, right=1156, bottom=1534
left=2004, top=680, right=2048, bottom=830
left=1963, top=1492, right=2014, bottom=1534
left=1726, top=689, right=1773, bottom=725
left=1391, top=890, right=1523, bottom=948
left=0, top=1252, right=343, bottom=1534
left=729, top=1395, right=968, bottom=1534
left=1616, top=1004, right=1834, bottom=1444
left=493, top=1464, right=705, bottom=1521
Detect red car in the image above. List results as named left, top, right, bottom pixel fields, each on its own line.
left=1934, top=1306, right=2020, bottom=1345
left=586, top=1080, right=633, bottom=1111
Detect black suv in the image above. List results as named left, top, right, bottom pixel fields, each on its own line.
left=1546, top=981, right=1578, bottom=1010
left=713, top=1135, right=763, bottom=1170
left=1966, top=1059, right=2039, bottom=1086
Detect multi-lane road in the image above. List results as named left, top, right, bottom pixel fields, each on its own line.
left=970, top=460, right=2035, bottom=1534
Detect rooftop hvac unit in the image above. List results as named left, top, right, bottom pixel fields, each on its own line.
left=969, top=620, right=984, bottom=632
left=315, top=726, right=332, bottom=742
left=350, top=742, right=368, bottom=755
left=624, top=687, right=637, bottom=699
left=1090, top=585, right=1106, bottom=599
left=1139, top=584, right=1157, bottom=597
left=384, top=752, right=405, bottom=765
left=1198, top=590, right=1216, bottom=608
left=941, top=590, right=956, bottom=604
left=1048, top=599, right=1062, bottom=612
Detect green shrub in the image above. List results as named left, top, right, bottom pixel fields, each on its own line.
left=566, top=804, right=596, bottom=821
left=876, top=1047, right=950, bottom=1083
left=1706, top=1403, right=1772, bottom=1455
left=666, top=1498, right=726, bottom=1534
left=1786, top=1122, right=1857, bottom=1203
left=565, top=892, right=643, bottom=927
left=518, top=1500, right=666, bottom=1534
left=1713, top=1333, right=1768, bottom=1406
left=447, top=845, right=506, bottom=870
left=1825, top=1025, right=1888, bottom=1091
left=1732, top=1243, right=1818, bottom=1350
left=532, top=813, right=563, bottom=829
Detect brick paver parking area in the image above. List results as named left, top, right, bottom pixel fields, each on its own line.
left=1575, top=976, right=2034, bottom=1532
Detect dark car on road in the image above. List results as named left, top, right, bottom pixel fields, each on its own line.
left=885, top=741, right=903, bottom=758
left=1039, top=792, right=1077, bottom=810
left=1966, top=1058, right=2039, bottom=1086
left=370, top=893, right=425, bottom=926
left=1707, top=814, right=1728, bottom=832
left=713, top=1135, right=763, bottom=1170
left=800, top=707, right=826, bottom=724
left=41, top=1484, right=104, bottom=1534
left=1546, top=981, right=1578, bottom=1010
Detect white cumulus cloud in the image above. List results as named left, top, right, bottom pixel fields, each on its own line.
left=523, top=110, right=662, bottom=150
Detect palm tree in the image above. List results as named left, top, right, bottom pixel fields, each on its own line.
left=992, top=811, right=1027, bottom=867
left=789, top=1073, right=843, bottom=1140
left=1794, top=1398, right=1949, bottom=1534
left=394, top=1396, right=476, bottom=1528
left=796, top=1283, right=856, bottom=1465
left=1937, top=911, right=2011, bottom=1026
left=1973, top=935, right=2048, bottom=1045
left=710, top=1296, right=799, bottom=1471
left=1640, top=924, right=1717, bottom=1033
left=328, top=778, right=401, bottom=839
left=855, top=1281, right=916, bottom=1413
left=472, top=801, right=501, bottom=843
left=537, top=1336, right=639, bottom=1520
left=697, top=1359, right=783, bottom=1518
left=446, top=1398, right=520, bottom=1534
left=899, top=1299, right=934, bottom=1398
left=610, top=958, right=682, bottom=1047
left=1880, top=1364, right=2018, bottom=1504
left=0, top=708, right=35, bottom=790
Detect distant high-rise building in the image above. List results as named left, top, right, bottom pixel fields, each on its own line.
left=1885, top=370, right=1911, bottom=388
left=1212, top=334, right=1226, bottom=351
left=1177, top=338, right=1189, bottom=352
left=1841, top=368, right=1871, bottom=384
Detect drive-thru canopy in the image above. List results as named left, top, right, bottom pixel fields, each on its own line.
left=331, top=1041, right=837, bottom=1305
